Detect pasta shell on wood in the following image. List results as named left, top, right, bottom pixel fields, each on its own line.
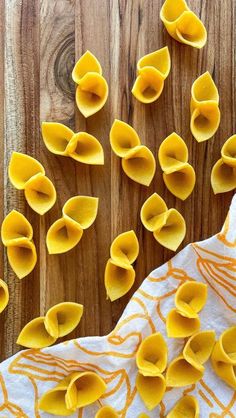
left=132, top=67, right=165, bottom=104
left=153, top=208, right=186, bottom=251
left=76, top=72, right=108, bottom=118
left=72, top=50, right=102, bottom=84
left=0, top=279, right=9, bottom=314
left=110, top=119, right=141, bottom=158
left=8, top=151, right=45, bottom=190
left=163, top=164, right=196, bottom=200
left=66, top=132, right=104, bottom=165
left=95, top=406, right=119, bottom=418
left=24, top=172, right=56, bottom=215
left=17, top=317, right=57, bottom=349
left=211, top=158, right=236, bottom=194
left=41, top=122, right=74, bottom=155
left=211, top=327, right=236, bottom=364
left=65, top=372, right=107, bottom=410
left=46, top=217, right=83, bottom=255
left=221, top=135, right=236, bottom=167
left=104, top=258, right=135, bottom=301
left=175, top=281, right=208, bottom=318
left=122, top=145, right=156, bottom=186
left=166, top=308, right=200, bottom=338
left=166, top=395, right=200, bottom=418
left=44, top=302, right=84, bottom=339
left=183, top=330, right=215, bottom=371
left=191, top=72, right=219, bottom=108
left=1, top=210, right=33, bottom=245
left=166, top=355, right=204, bottom=387
left=110, top=230, right=139, bottom=265
left=191, top=102, right=221, bottom=143
left=136, top=332, right=168, bottom=376
left=158, top=132, right=188, bottom=172
left=63, top=196, right=99, bottom=230
left=7, top=238, right=37, bottom=279
left=140, top=193, right=168, bottom=232
left=160, top=0, right=189, bottom=39
left=137, top=47, right=171, bottom=79
left=136, top=372, right=166, bottom=411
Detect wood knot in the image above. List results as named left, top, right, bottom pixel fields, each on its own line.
left=54, top=33, right=75, bottom=99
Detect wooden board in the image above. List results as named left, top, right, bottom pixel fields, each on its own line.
left=0, top=0, right=234, bottom=361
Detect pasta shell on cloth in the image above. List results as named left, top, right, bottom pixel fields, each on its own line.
left=158, top=133, right=196, bottom=200
left=190, top=72, right=220, bottom=142
left=39, top=371, right=106, bottom=415
left=110, top=230, right=139, bottom=265
left=160, top=0, right=207, bottom=49
left=105, top=258, right=135, bottom=301
left=211, top=357, right=236, bottom=390
left=1, top=210, right=37, bottom=279
left=166, top=395, right=200, bottom=418
left=0, top=279, right=9, bottom=313
left=138, top=415, right=150, bottom=418
left=132, top=47, right=171, bottom=103
left=166, top=355, right=204, bottom=387
left=175, top=281, right=208, bottom=318
left=17, top=301, right=84, bottom=348
left=95, top=406, right=119, bottom=418
left=46, top=196, right=98, bottom=254
left=135, top=372, right=166, bottom=411
left=8, top=152, right=56, bottom=214
left=136, top=332, right=168, bottom=376
left=211, top=327, right=236, bottom=364
left=166, top=308, right=200, bottom=338
left=183, top=330, right=216, bottom=372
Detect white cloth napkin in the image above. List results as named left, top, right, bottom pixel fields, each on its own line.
left=0, top=194, right=236, bottom=417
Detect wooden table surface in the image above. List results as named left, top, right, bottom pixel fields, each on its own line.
left=0, top=0, right=235, bottom=361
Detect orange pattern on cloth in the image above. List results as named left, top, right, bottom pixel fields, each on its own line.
left=0, top=195, right=236, bottom=417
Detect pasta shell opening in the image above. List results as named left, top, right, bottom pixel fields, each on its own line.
left=132, top=67, right=165, bottom=104
left=211, top=357, right=236, bottom=390
left=191, top=72, right=219, bottom=106
left=1, top=210, right=33, bottom=245
left=95, top=406, right=119, bottom=418
left=46, top=217, right=83, bottom=255
left=72, top=50, right=102, bottom=84
left=41, top=122, right=74, bottom=155
left=63, top=196, right=99, bottom=229
left=9, top=152, right=45, bottom=190
left=176, top=11, right=207, bottom=49
left=183, top=330, right=215, bottom=369
left=66, top=132, right=104, bottom=165
left=221, top=135, right=236, bottom=167
left=105, top=258, right=135, bottom=301
left=17, top=317, right=56, bottom=348
left=45, top=302, right=84, bottom=339
left=136, top=332, right=168, bottom=376
left=39, top=383, right=72, bottom=416
left=166, top=308, right=200, bottom=338
left=140, top=193, right=168, bottom=232
left=166, top=356, right=203, bottom=387
left=211, top=158, right=236, bottom=194
left=160, top=0, right=189, bottom=23
left=76, top=72, right=108, bottom=118
left=24, top=173, right=56, bottom=215
left=0, top=279, right=9, bottom=313
left=153, top=208, right=186, bottom=251
left=122, top=145, right=156, bottom=186
left=7, top=238, right=37, bottom=279
left=163, top=164, right=196, bottom=200
left=110, top=230, right=139, bottom=265
left=137, top=47, right=171, bottom=79
left=175, top=281, right=208, bottom=318
left=158, top=133, right=188, bottom=172
left=191, top=103, right=220, bottom=142
left=65, top=372, right=106, bottom=410
left=136, top=373, right=166, bottom=411
left=212, top=327, right=236, bottom=364
left=110, top=119, right=141, bottom=158
left=166, top=395, right=200, bottom=418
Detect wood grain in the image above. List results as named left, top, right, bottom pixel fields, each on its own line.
left=0, top=0, right=235, bottom=361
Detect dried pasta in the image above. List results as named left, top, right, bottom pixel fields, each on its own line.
left=136, top=332, right=168, bottom=376
left=158, top=132, right=196, bottom=200
left=166, top=308, right=200, bottom=338
left=72, top=50, right=108, bottom=118
left=160, top=0, right=207, bottom=49
left=190, top=72, right=220, bottom=142
left=39, top=371, right=106, bottom=415
left=183, top=330, right=216, bottom=372
left=211, top=327, right=236, bottom=389
left=110, top=119, right=156, bottom=186
left=166, top=355, right=204, bottom=387
left=105, top=230, right=139, bottom=301
left=42, top=122, right=104, bottom=165
left=1, top=210, right=37, bottom=279
left=166, top=395, right=200, bottom=418
left=140, top=193, right=186, bottom=251
left=0, top=279, right=9, bottom=313
left=17, top=302, right=83, bottom=348
left=211, top=135, right=236, bottom=194
left=8, top=152, right=56, bottom=215
left=95, top=406, right=119, bottom=418
left=136, top=372, right=166, bottom=411
left=132, top=47, right=171, bottom=103
left=46, top=195, right=99, bottom=254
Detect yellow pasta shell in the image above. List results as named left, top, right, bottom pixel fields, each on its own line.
left=9, top=151, right=45, bottom=190
left=153, top=208, right=186, bottom=251
left=191, top=72, right=219, bottom=108
left=72, top=50, right=102, bottom=84
left=137, top=46, right=171, bottom=79
left=211, top=357, right=236, bottom=390
left=163, top=163, right=196, bottom=201
left=166, top=395, right=200, bottom=418
left=183, top=330, right=215, bottom=371
left=0, top=279, right=9, bottom=313
left=44, top=302, right=84, bottom=339
left=166, top=355, right=204, bottom=387
left=39, top=376, right=75, bottom=416
left=46, top=217, right=83, bottom=255
left=41, top=122, right=74, bottom=156
left=138, top=414, right=150, bottom=418
left=110, top=119, right=141, bottom=158
left=132, top=67, right=165, bottom=104
left=136, top=372, right=166, bottom=411
left=211, top=327, right=236, bottom=364
left=166, top=308, right=200, bottom=338
left=24, top=172, right=56, bottom=215
left=1, top=210, right=33, bottom=245
left=63, top=195, right=99, bottom=230
left=66, top=132, right=104, bottom=165
left=95, top=406, right=119, bottom=418
left=175, top=281, right=208, bottom=318
left=221, top=134, right=236, bottom=167
left=17, top=317, right=57, bottom=349
left=191, top=102, right=220, bottom=143
left=211, top=158, right=236, bottom=194
left=158, top=132, right=188, bottom=172
left=104, top=258, right=135, bottom=301
left=136, top=332, right=168, bottom=376
left=65, top=372, right=107, bottom=410
left=76, top=72, right=108, bottom=118
left=122, top=145, right=156, bottom=186
left=7, top=237, right=37, bottom=279
left=140, top=193, right=168, bottom=232
left=110, top=230, right=139, bottom=265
